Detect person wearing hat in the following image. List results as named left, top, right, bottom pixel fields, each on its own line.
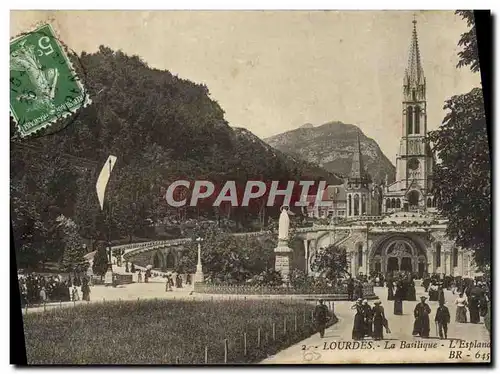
left=351, top=298, right=365, bottom=340
left=314, top=299, right=330, bottom=338
left=428, top=281, right=439, bottom=301
left=412, top=296, right=432, bottom=338
left=437, top=283, right=446, bottom=305
left=362, top=299, right=373, bottom=338
left=435, top=299, right=450, bottom=339
left=454, top=292, right=468, bottom=323
left=393, top=281, right=404, bottom=315
left=372, top=300, right=389, bottom=340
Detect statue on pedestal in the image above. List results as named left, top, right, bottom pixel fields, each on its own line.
left=275, top=205, right=293, bottom=282
left=278, top=205, right=290, bottom=244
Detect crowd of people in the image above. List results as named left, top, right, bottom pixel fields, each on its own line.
left=343, top=273, right=491, bottom=341
left=134, top=268, right=191, bottom=289
left=18, top=273, right=91, bottom=307
left=423, top=276, right=489, bottom=324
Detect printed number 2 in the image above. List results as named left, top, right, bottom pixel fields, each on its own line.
left=38, top=37, right=54, bottom=56
left=301, top=345, right=307, bottom=351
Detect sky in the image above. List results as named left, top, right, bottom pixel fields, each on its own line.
left=11, top=10, right=482, bottom=165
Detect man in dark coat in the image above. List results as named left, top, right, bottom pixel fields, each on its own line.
left=314, top=299, right=330, bottom=338
left=435, top=300, right=450, bottom=339
left=413, top=296, right=431, bottom=337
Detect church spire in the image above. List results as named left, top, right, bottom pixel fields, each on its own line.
left=404, top=14, right=426, bottom=100
left=350, top=131, right=365, bottom=180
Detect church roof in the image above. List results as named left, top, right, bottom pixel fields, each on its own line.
left=404, top=17, right=425, bottom=88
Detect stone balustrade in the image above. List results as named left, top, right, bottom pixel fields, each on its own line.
left=193, top=283, right=376, bottom=300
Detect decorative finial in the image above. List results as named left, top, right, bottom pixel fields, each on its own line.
left=412, top=12, right=417, bottom=24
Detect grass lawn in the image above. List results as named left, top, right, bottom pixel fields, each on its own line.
left=22, top=298, right=333, bottom=364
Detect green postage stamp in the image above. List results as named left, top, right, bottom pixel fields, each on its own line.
left=10, top=24, right=91, bottom=137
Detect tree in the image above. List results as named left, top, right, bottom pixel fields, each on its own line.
left=176, top=224, right=276, bottom=283
left=428, top=88, right=490, bottom=267
left=58, top=215, right=89, bottom=275
left=456, top=10, right=480, bottom=72
left=311, top=244, right=349, bottom=282
left=92, top=242, right=109, bottom=278
left=428, top=12, right=490, bottom=268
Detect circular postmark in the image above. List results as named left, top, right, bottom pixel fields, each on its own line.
left=10, top=22, right=92, bottom=140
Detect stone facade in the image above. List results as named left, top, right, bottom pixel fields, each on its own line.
left=298, top=213, right=475, bottom=278
left=296, top=20, right=475, bottom=278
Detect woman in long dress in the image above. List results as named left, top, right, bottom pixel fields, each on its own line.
left=372, top=301, right=386, bottom=340
left=438, top=284, right=446, bottom=304
left=393, top=283, right=403, bottom=315
left=469, top=295, right=481, bottom=323
left=454, top=293, right=468, bottom=323
left=362, top=300, right=373, bottom=338
left=387, top=280, right=394, bottom=301
left=407, top=279, right=416, bottom=301
left=428, top=282, right=439, bottom=301
left=352, top=299, right=365, bottom=340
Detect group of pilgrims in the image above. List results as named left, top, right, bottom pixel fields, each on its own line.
left=347, top=273, right=490, bottom=340
left=424, top=276, right=489, bottom=324
left=18, top=273, right=91, bottom=306
left=351, top=298, right=390, bottom=340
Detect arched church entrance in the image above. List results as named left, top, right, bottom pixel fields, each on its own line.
left=370, top=235, right=427, bottom=277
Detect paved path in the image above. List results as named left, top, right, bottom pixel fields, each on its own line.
left=261, top=287, right=491, bottom=364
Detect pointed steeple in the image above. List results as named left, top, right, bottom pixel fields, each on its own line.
left=404, top=15, right=426, bottom=101
left=350, top=131, right=365, bottom=180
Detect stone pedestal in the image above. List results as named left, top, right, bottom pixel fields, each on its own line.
left=275, top=243, right=293, bottom=282
left=194, top=264, right=204, bottom=283
left=194, top=241, right=204, bottom=283
left=104, top=263, right=113, bottom=286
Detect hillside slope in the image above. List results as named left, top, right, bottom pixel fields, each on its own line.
left=10, top=46, right=341, bottom=269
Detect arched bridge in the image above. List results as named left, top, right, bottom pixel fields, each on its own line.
left=116, top=213, right=449, bottom=274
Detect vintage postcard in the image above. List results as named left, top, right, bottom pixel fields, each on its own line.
left=10, top=10, right=491, bottom=365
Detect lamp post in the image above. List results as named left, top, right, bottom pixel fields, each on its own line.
left=194, top=237, right=204, bottom=283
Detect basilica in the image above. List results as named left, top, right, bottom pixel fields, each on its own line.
left=301, top=19, right=476, bottom=279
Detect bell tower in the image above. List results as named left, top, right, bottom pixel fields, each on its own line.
left=392, top=16, right=434, bottom=210
left=345, top=131, right=373, bottom=217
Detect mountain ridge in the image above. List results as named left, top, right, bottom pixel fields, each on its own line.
left=264, top=121, right=396, bottom=184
